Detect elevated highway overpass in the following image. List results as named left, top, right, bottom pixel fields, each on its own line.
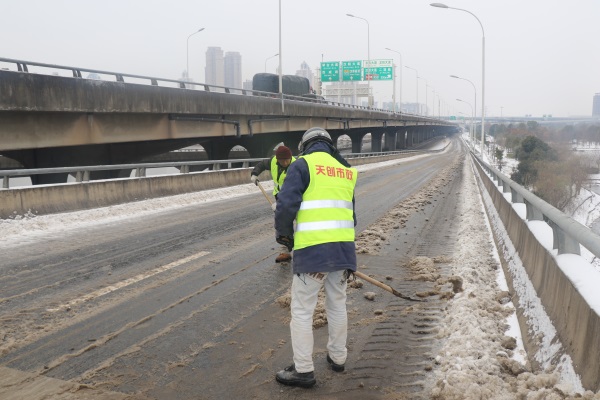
left=0, top=58, right=457, bottom=183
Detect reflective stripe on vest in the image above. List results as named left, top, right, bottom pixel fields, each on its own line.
left=294, top=152, right=357, bottom=250
left=299, top=199, right=353, bottom=211
left=296, top=220, right=355, bottom=232
left=270, top=156, right=296, bottom=196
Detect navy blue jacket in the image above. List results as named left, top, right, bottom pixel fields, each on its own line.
left=274, top=141, right=357, bottom=274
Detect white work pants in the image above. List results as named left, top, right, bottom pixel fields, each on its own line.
left=290, top=270, right=348, bottom=373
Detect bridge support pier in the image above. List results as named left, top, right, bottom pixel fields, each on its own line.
left=405, top=128, right=416, bottom=148
left=350, top=136, right=362, bottom=153
left=384, top=131, right=397, bottom=151
left=370, top=130, right=384, bottom=153
left=396, top=130, right=407, bottom=149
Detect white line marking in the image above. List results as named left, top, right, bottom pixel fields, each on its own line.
left=47, top=251, right=210, bottom=312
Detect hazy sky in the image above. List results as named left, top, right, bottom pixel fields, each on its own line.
left=2, top=0, right=599, bottom=118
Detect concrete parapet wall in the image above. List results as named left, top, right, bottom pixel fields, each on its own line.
left=0, top=168, right=250, bottom=218
left=474, top=159, right=600, bottom=391
left=0, top=153, right=398, bottom=219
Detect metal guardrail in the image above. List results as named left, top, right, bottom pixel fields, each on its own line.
left=473, top=153, right=600, bottom=258
left=0, top=149, right=430, bottom=189
left=0, top=57, right=448, bottom=121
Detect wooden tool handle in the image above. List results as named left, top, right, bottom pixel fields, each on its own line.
left=257, top=181, right=273, bottom=205
left=354, top=271, right=423, bottom=302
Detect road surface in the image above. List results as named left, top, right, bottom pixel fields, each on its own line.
left=0, top=136, right=466, bottom=399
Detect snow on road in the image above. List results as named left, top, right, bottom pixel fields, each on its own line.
left=2, top=145, right=600, bottom=398
left=428, top=155, right=600, bottom=399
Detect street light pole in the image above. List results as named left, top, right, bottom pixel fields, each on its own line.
left=186, top=28, right=205, bottom=83
left=264, top=53, right=279, bottom=72
left=457, top=98, right=474, bottom=149
left=405, top=65, right=419, bottom=114
left=278, top=0, right=284, bottom=112
left=347, top=13, right=371, bottom=107
left=450, top=74, right=477, bottom=143
left=423, top=79, right=429, bottom=116
left=431, top=3, right=485, bottom=157
left=385, top=47, right=403, bottom=113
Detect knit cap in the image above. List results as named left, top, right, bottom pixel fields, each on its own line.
left=275, top=145, right=292, bottom=160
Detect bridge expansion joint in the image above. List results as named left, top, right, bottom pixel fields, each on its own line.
left=247, top=116, right=291, bottom=137
left=169, top=114, right=241, bottom=138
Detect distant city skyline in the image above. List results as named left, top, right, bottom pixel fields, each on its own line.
left=2, top=0, right=599, bottom=118
left=224, top=51, right=242, bottom=89
left=204, top=47, right=224, bottom=87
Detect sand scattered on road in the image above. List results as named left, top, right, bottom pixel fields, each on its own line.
left=355, top=155, right=462, bottom=255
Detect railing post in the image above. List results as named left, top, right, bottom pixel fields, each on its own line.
left=2, top=176, right=8, bottom=189
left=525, top=199, right=544, bottom=221
left=511, top=188, right=524, bottom=203
left=135, top=168, right=146, bottom=177
left=83, top=171, right=91, bottom=182
left=76, top=171, right=83, bottom=182
left=180, top=165, right=189, bottom=174
left=213, top=163, right=221, bottom=171
left=549, top=221, right=581, bottom=255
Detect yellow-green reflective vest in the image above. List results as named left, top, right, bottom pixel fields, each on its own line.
left=294, top=152, right=358, bottom=250
left=270, top=156, right=296, bottom=196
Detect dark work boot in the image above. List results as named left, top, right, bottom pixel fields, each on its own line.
left=327, top=354, right=345, bottom=372
left=275, top=253, right=292, bottom=263
left=275, top=364, right=316, bottom=388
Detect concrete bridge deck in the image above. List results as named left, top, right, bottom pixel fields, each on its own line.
left=0, top=63, right=457, bottom=183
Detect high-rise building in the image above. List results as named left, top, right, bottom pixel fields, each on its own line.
left=242, top=79, right=253, bottom=91
left=593, top=93, right=600, bottom=117
left=296, top=61, right=314, bottom=89
left=205, top=47, right=224, bottom=86
left=323, top=81, right=369, bottom=105
left=224, top=51, right=242, bottom=89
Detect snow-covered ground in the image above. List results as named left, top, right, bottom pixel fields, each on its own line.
left=449, top=133, right=600, bottom=398
left=463, top=131, right=600, bottom=272
left=434, top=154, right=598, bottom=399
left=2, top=140, right=599, bottom=397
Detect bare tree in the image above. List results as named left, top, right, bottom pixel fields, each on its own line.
left=533, top=160, right=572, bottom=210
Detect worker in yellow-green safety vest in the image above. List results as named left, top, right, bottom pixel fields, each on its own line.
left=273, top=127, right=357, bottom=389
left=250, top=145, right=296, bottom=201
left=250, top=144, right=296, bottom=263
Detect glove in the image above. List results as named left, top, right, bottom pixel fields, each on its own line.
left=250, top=175, right=259, bottom=186
left=271, top=202, right=277, bottom=212
left=276, top=235, right=294, bottom=252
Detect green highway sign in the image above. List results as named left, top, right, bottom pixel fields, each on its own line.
left=363, top=59, right=393, bottom=81
left=342, top=60, right=362, bottom=81
left=321, top=59, right=393, bottom=82
left=364, top=66, right=393, bottom=81
left=320, top=62, right=340, bottom=82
